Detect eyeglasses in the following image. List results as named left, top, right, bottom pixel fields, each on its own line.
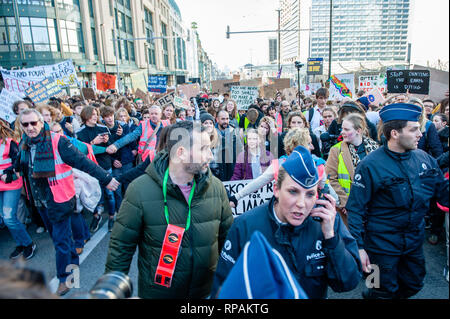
left=21, top=121, right=39, bottom=127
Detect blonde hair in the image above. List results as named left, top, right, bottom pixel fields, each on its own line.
left=36, top=104, right=58, bottom=122
left=115, top=107, right=130, bottom=122
left=342, top=113, right=369, bottom=137
left=258, top=116, right=277, bottom=134
left=283, top=128, right=311, bottom=155
left=0, top=119, right=15, bottom=143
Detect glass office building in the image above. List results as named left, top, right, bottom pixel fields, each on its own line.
left=309, top=0, right=410, bottom=62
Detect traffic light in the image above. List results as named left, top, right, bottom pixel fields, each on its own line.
left=226, top=25, right=230, bottom=39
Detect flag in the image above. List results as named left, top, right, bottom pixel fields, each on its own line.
left=276, top=67, right=282, bottom=79
left=96, top=72, right=116, bottom=92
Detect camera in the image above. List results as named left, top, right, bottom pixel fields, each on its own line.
left=294, top=61, right=304, bottom=70
left=73, top=271, right=133, bottom=299
left=320, top=132, right=340, bottom=160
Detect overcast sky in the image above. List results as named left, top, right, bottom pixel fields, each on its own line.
left=177, top=0, right=449, bottom=71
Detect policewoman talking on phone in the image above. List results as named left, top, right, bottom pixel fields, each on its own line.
left=105, top=121, right=233, bottom=299
left=210, top=146, right=362, bottom=299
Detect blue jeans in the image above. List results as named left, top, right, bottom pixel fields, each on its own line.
left=37, top=207, right=79, bottom=283
left=112, top=162, right=133, bottom=211
left=71, top=212, right=90, bottom=249
left=96, top=168, right=116, bottom=216
left=0, top=188, right=33, bottom=247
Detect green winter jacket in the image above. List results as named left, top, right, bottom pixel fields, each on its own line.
left=105, top=150, right=234, bottom=299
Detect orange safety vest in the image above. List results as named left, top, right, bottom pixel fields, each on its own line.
left=0, top=138, right=23, bottom=191
left=48, top=132, right=76, bottom=203
left=275, top=113, right=283, bottom=133
left=138, top=119, right=171, bottom=162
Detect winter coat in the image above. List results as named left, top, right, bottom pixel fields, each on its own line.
left=104, top=150, right=234, bottom=299
left=230, top=148, right=273, bottom=180
left=418, top=121, right=443, bottom=158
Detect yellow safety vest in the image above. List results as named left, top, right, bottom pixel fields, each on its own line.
left=331, top=141, right=351, bottom=196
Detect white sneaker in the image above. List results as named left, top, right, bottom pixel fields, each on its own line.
left=36, top=227, right=45, bottom=234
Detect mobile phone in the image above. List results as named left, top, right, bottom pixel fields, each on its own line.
left=312, top=188, right=330, bottom=222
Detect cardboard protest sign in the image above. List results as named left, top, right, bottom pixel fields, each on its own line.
left=148, top=75, right=167, bottom=93
left=329, top=74, right=355, bottom=100
left=130, top=70, right=148, bottom=92
left=387, top=70, right=430, bottom=95
left=81, top=88, right=97, bottom=100
left=230, top=86, right=259, bottom=110
left=301, top=83, right=322, bottom=96
left=0, top=89, right=24, bottom=122
left=96, top=72, right=116, bottom=92
left=177, top=83, right=200, bottom=99
left=24, top=78, right=64, bottom=104
left=282, top=88, right=297, bottom=103
left=222, top=179, right=274, bottom=218
left=173, top=96, right=190, bottom=109
left=1, top=59, right=79, bottom=94
left=155, top=91, right=175, bottom=108
left=358, top=87, right=385, bottom=107
left=135, top=88, right=151, bottom=105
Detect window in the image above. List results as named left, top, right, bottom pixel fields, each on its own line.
left=0, top=17, right=19, bottom=52
left=60, top=19, right=84, bottom=53
left=19, top=17, right=59, bottom=52
left=161, top=22, right=169, bottom=67
left=91, top=27, right=98, bottom=56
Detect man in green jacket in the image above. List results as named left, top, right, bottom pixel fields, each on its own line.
left=105, top=121, right=234, bottom=298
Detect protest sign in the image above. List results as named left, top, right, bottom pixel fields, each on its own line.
left=222, top=179, right=274, bottom=218
left=24, top=78, right=64, bottom=104
left=0, top=89, right=24, bottom=122
left=81, top=88, right=97, bottom=100
left=177, top=83, right=200, bottom=99
left=387, top=70, right=430, bottom=95
left=148, top=75, right=167, bottom=93
left=1, top=60, right=79, bottom=94
left=135, top=88, right=151, bottom=105
left=282, top=87, right=297, bottom=103
left=155, top=91, right=175, bottom=108
left=301, top=83, right=322, bottom=96
left=357, top=87, right=385, bottom=107
left=329, top=74, right=355, bottom=100
left=96, top=72, right=116, bottom=92
left=173, top=96, right=191, bottom=109
left=130, top=70, right=148, bottom=92
left=358, top=75, right=387, bottom=93
left=230, top=86, right=259, bottom=110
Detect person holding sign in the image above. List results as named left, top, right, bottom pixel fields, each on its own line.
left=105, top=121, right=233, bottom=298
left=211, top=146, right=361, bottom=299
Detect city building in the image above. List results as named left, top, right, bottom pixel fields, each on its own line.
left=0, top=0, right=215, bottom=93
left=268, top=37, right=277, bottom=64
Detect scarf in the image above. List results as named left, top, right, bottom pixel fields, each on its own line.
left=22, top=122, right=56, bottom=178
left=347, top=137, right=379, bottom=168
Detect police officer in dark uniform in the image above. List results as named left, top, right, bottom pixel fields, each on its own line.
left=210, top=146, right=362, bottom=299
left=346, top=103, right=449, bottom=299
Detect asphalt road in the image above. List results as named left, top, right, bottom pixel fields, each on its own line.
left=0, top=210, right=448, bottom=299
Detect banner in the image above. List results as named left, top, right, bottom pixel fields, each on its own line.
left=148, top=76, right=167, bottom=93
left=222, top=179, right=274, bottom=218
left=1, top=60, right=79, bottom=94
left=177, top=83, right=200, bottom=100
left=173, top=96, right=190, bottom=109
left=24, top=78, right=65, bottom=104
left=130, top=70, right=148, bottom=92
left=155, top=91, right=175, bottom=108
left=329, top=74, right=355, bottom=100
left=0, top=89, right=24, bottom=122
left=230, top=86, right=259, bottom=110
left=96, top=72, right=116, bottom=92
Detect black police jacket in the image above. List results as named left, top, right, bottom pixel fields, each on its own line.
left=210, top=196, right=362, bottom=299
left=346, top=146, right=449, bottom=255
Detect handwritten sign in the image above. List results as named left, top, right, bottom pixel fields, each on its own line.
left=24, top=78, right=64, bottom=104
left=173, top=96, right=190, bottom=109
left=177, top=83, right=200, bottom=100
left=0, top=89, right=24, bottom=122
left=155, top=91, right=175, bottom=108
left=230, top=86, right=259, bottom=110
left=387, top=70, right=430, bottom=95
left=222, top=179, right=274, bottom=217
left=148, top=76, right=167, bottom=93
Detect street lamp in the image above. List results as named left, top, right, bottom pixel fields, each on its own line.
left=295, top=61, right=304, bottom=107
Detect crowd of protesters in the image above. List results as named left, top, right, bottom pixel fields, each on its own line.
left=0, top=83, right=448, bottom=298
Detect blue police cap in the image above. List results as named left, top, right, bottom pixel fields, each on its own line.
left=281, top=146, right=319, bottom=189
left=379, top=103, right=422, bottom=123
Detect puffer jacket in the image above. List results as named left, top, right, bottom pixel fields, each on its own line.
left=105, top=150, right=234, bottom=299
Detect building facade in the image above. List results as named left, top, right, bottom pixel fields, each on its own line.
left=0, top=0, right=214, bottom=93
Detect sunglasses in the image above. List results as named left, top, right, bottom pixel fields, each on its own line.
left=21, top=121, right=39, bottom=127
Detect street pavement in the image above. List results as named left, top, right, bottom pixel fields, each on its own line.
left=0, top=210, right=448, bottom=299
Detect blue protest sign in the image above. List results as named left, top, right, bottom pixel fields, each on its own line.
left=148, top=76, right=167, bottom=93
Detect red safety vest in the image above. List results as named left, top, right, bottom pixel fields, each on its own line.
left=138, top=119, right=170, bottom=162
left=0, top=138, right=23, bottom=191
left=275, top=113, right=283, bottom=133
left=85, top=142, right=98, bottom=165
left=48, top=132, right=76, bottom=203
